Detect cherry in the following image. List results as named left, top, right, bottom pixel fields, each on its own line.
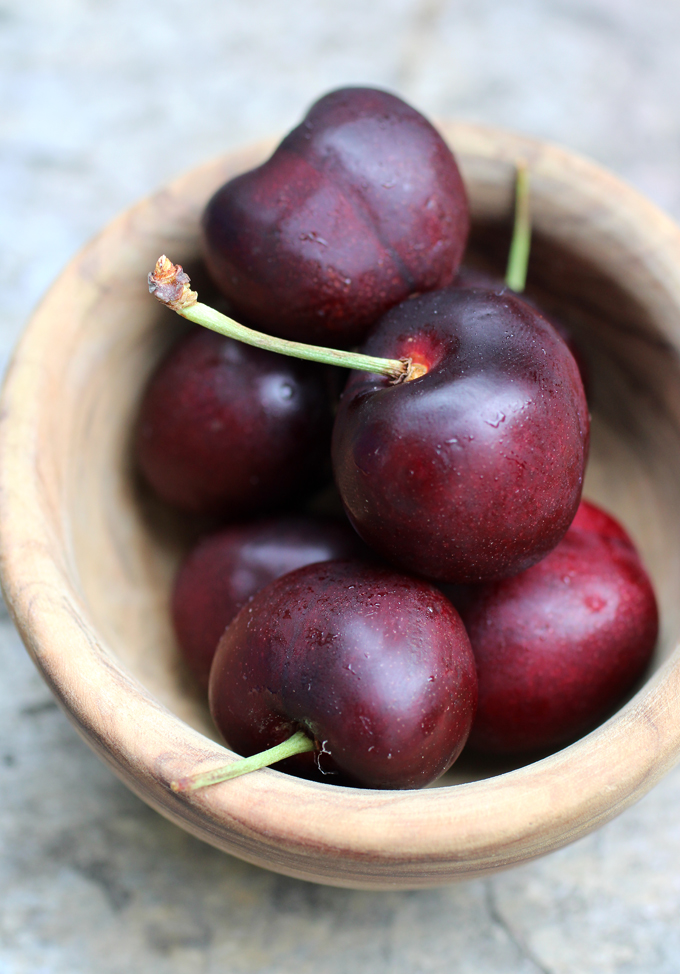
left=332, top=286, right=590, bottom=583
left=135, top=327, right=333, bottom=516
left=172, top=515, right=368, bottom=688
left=460, top=500, right=658, bottom=755
left=202, top=87, right=470, bottom=346
left=207, top=560, right=477, bottom=789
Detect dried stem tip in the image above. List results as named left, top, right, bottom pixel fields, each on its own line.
left=148, top=255, right=198, bottom=311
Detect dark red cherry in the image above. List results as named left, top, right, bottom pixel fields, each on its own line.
left=135, top=328, right=333, bottom=515
left=172, top=516, right=368, bottom=688
left=209, top=560, right=477, bottom=789
left=461, top=500, right=658, bottom=755
left=332, top=287, right=589, bottom=583
left=202, top=87, right=469, bottom=346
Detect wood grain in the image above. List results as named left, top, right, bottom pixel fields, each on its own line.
left=2, top=123, right=680, bottom=889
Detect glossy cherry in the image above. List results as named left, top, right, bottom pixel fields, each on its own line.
left=135, top=328, right=333, bottom=515
left=460, top=500, right=658, bottom=755
left=202, top=87, right=470, bottom=346
left=172, top=515, right=368, bottom=688
left=208, top=560, right=477, bottom=789
left=332, top=286, right=590, bottom=583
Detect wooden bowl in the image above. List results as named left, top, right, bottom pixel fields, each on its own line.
left=2, top=122, right=680, bottom=890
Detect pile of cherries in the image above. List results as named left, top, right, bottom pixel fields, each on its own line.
left=137, top=88, right=658, bottom=792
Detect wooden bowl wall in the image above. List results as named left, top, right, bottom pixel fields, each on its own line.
left=2, top=123, right=680, bottom=889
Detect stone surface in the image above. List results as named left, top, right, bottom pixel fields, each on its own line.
left=3, top=1, right=680, bottom=970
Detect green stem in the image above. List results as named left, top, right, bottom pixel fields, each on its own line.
left=181, top=301, right=407, bottom=379
left=505, top=160, right=532, bottom=293
left=148, top=255, right=411, bottom=381
left=170, top=730, right=315, bottom=793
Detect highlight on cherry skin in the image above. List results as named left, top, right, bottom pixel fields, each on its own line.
left=453, top=263, right=589, bottom=394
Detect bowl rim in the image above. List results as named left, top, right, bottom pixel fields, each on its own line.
left=3, top=120, right=680, bottom=890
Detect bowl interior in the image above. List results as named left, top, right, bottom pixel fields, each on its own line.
left=65, top=143, right=680, bottom=784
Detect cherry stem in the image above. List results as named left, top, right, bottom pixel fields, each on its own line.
left=505, top=160, right=531, bottom=293
left=170, top=729, right=315, bottom=793
left=148, top=256, right=416, bottom=382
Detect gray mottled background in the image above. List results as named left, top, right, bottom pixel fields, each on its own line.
left=3, top=1, right=680, bottom=971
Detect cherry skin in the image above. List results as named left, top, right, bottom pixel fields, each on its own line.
left=332, top=287, right=590, bottom=584
left=454, top=264, right=589, bottom=393
left=568, top=498, right=632, bottom=543
left=135, top=328, right=333, bottom=516
left=209, top=560, right=478, bottom=789
left=460, top=500, right=658, bottom=755
left=172, top=515, right=368, bottom=689
left=202, top=87, right=470, bottom=346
